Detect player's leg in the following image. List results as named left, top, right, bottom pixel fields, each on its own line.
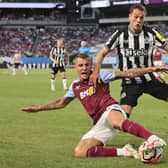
left=60, top=67, right=68, bottom=90
left=145, top=78, right=168, bottom=102
left=74, top=110, right=137, bottom=158
left=107, top=104, right=166, bottom=150
left=74, top=138, right=103, bottom=158
left=140, top=79, right=168, bottom=150
left=50, top=67, right=57, bottom=91
left=75, top=136, right=137, bottom=158
left=50, top=74, right=56, bottom=91
left=120, top=84, right=143, bottom=116
left=107, top=104, right=152, bottom=139
left=12, top=63, right=16, bottom=75
left=22, top=64, right=28, bottom=75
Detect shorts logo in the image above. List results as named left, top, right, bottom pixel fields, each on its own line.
left=121, top=92, right=126, bottom=99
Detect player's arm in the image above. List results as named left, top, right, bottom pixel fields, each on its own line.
left=115, top=65, right=168, bottom=79
left=21, top=97, right=74, bottom=113
left=49, top=48, right=58, bottom=64
left=90, top=47, right=109, bottom=85
left=66, top=51, right=70, bottom=66
left=49, top=54, right=58, bottom=65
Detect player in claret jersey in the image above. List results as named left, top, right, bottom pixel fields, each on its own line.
left=22, top=54, right=167, bottom=159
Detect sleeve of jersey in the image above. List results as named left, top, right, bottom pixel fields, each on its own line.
left=100, top=70, right=116, bottom=83
left=49, top=47, right=53, bottom=55
left=152, top=28, right=167, bottom=47
left=105, top=30, right=120, bottom=50
left=64, top=82, right=75, bottom=98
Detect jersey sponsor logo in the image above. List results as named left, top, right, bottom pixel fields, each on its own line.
left=80, top=86, right=95, bottom=99
left=121, top=92, right=126, bottom=99
left=124, top=48, right=148, bottom=57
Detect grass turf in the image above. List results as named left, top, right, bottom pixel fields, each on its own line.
left=0, top=68, right=168, bottom=168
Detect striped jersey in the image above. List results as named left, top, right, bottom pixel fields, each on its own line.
left=64, top=70, right=117, bottom=125
left=50, top=46, right=67, bottom=67
left=105, top=25, right=167, bottom=85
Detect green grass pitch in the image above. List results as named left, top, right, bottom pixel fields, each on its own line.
left=0, top=68, right=168, bottom=168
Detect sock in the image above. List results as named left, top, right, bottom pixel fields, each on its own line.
left=87, top=146, right=117, bottom=157
left=50, top=78, right=55, bottom=90
left=117, top=148, right=125, bottom=156
left=121, top=119, right=152, bottom=140
left=22, top=67, right=28, bottom=75
left=12, top=68, right=16, bottom=75
left=62, top=78, right=67, bottom=90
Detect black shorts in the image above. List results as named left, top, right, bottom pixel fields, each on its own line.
left=120, top=78, right=168, bottom=107
left=51, top=65, right=66, bottom=74
left=13, top=63, right=23, bottom=68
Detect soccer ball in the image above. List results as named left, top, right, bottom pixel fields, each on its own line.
left=138, top=141, right=163, bottom=164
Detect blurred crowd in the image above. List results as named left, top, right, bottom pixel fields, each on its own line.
left=0, top=25, right=117, bottom=58
left=0, top=23, right=168, bottom=59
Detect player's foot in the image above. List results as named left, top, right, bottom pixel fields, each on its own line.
left=145, top=135, right=166, bottom=152
left=122, top=144, right=138, bottom=158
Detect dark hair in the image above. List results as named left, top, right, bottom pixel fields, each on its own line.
left=129, top=4, right=147, bottom=16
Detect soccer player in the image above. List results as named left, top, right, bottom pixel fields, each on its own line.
left=12, top=49, right=28, bottom=76
left=90, top=4, right=168, bottom=116
left=49, top=38, right=69, bottom=91
left=22, top=54, right=167, bottom=159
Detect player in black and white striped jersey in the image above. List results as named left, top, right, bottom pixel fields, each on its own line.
left=91, top=4, right=168, bottom=117
left=49, top=38, right=69, bottom=91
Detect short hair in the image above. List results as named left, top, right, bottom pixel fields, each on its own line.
left=129, top=4, right=147, bottom=16
left=55, top=38, right=64, bottom=42
left=76, top=54, right=89, bottom=59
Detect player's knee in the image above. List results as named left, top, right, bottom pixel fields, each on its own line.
left=74, top=147, right=87, bottom=158
left=108, top=114, right=122, bottom=129
left=111, top=120, right=121, bottom=129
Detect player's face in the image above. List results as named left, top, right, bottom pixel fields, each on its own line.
left=57, top=39, right=63, bottom=47
left=129, top=8, right=145, bottom=33
left=75, top=57, right=91, bottom=80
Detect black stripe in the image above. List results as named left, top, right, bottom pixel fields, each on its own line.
left=123, top=29, right=132, bottom=69
left=107, top=30, right=121, bottom=49
left=134, top=35, right=140, bottom=67
left=144, top=32, right=149, bottom=67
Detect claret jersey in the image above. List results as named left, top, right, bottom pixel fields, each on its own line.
left=64, top=70, right=118, bottom=124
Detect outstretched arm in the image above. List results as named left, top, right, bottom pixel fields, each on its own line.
left=21, top=97, right=74, bottom=113
left=115, top=65, right=168, bottom=79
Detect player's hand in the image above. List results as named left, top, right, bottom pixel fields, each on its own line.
left=89, top=70, right=101, bottom=87
left=21, top=106, right=41, bottom=112
left=154, top=65, right=168, bottom=73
